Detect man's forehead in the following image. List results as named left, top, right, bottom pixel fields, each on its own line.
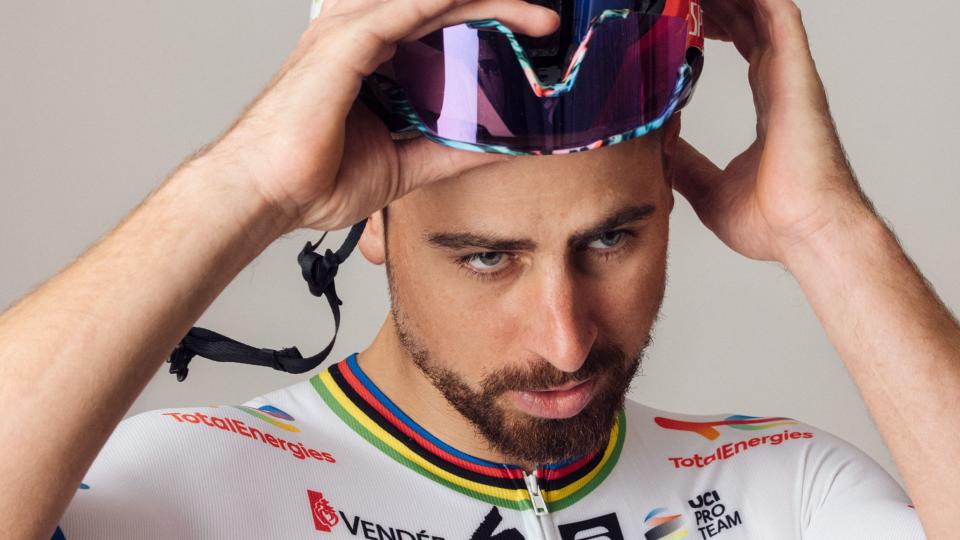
left=398, top=135, right=665, bottom=231
left=394, top=138, right=668, bottom=251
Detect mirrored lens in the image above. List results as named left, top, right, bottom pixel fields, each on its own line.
left=390, top=13, right=688, bottom=153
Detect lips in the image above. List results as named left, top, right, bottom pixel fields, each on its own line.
left=506, top=377, right=599, bottom=420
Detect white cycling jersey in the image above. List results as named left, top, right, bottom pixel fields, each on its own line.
left=55, top=353, right=925, bottom=539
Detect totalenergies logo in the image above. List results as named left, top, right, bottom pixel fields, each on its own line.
left=162, top=404, right=336, bottom=463
left=235, top=404, right=299, bottom=432
left=654, top=415, right=798, bottom=441
left=643, top=507, right=688, bottom=539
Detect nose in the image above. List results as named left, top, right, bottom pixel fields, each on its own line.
left=522, top=263, right=597, bottom=374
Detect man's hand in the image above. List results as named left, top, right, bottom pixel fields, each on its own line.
left=670, top=1, right=960, bottom=536
left=671, top=0, right=876, bottom=264
left=204, top=0, right=558, bottom=233
left=0, top=3, right=561, bottom=538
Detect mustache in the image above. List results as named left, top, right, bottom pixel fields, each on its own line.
left=479, top=344, right=626, bottom=395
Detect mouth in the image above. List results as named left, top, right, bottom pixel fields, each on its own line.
left=505, top=376, right=599, bottom=420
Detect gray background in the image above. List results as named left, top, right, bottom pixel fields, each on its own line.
left=2, top=1, right=957, bottom=486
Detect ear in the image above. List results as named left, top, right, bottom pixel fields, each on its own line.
left=358, top=209, right=386, bottom=265
left=660, top=113, right=682, bottom=213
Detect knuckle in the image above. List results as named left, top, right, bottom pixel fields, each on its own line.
left=407, top=0, right=438, bottom=27
left=788, top=2, right=802, bottom=20
left=412, top=0, right=457, bottom=23
left=351, top=20, right=386, bottom=49
left=781, top=1, right=803, bottom=23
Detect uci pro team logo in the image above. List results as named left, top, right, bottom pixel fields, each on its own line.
left=654, top=415, right=797, bottom=441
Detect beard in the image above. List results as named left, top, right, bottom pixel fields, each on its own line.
left=388, top=289, right=649, bottom=466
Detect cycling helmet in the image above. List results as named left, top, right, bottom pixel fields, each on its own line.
left=358, top=0, right=705, bottom=154
left=167, top=0, right=704, bottom=379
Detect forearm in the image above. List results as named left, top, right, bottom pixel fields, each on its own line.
left=785, top=209, right=960, bottom=538
left=0, top=154, right=291, bottom=539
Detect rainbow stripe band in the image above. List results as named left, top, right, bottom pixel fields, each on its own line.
left=311, top=354, right=625, bottom=512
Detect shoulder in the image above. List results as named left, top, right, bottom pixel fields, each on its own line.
left=619, top=398, right=908, bottom=493
left=622, top=397, right=860, bottom=459
left=57, top=376, right=348, bottom=538
left=100, top=376, right=341, bottom=464
left=621, top=398, right=826, bottom=458
left=619, top=399, right=918, bottom=530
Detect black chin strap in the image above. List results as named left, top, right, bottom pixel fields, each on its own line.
left=167, top=220, right=367, bottom=382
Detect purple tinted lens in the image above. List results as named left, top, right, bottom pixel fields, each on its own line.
left=390, top=13, right=688, bottom=153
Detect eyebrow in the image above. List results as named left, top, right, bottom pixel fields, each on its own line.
left=424, top=203, right=657, bottom=252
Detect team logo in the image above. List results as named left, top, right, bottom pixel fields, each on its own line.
left=559, top=513, right=624, bottom=540
left=307, top=489, right=339, bottom=533
left=471, top=507, right=524, bottom=540
left=162, top=406, right=336, bottom=463
left=643, top=507, right=688, bottom=540
left=688, top=490, right=742, bottom=538
left=689, top=0, right=703, bottom=38
left=236, top=404, right=300, bottom=432
left=655, top=415, right=798, bottom=441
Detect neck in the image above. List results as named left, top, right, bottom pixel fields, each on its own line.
left=356, top=316, right=538, bottom=472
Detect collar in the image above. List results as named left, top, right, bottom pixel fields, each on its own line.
left=311, top=353, right=625, bottom=512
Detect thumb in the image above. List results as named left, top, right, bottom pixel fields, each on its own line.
left=395, top=136, right=513, bottom=194
left=672, top=137, right=723, bottom=208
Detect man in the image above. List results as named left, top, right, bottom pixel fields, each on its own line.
left=0, top=0, right=957, bottom=538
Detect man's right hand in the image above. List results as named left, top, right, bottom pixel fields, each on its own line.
left=203, top=0, right=559, bottom=233
left=0, top=5, right=558, bottom=537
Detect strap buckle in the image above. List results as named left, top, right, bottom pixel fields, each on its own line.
left=167, top=342, right=196, bottom=382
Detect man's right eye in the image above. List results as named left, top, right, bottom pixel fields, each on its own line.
left=463, top=252, right=506, bottom=271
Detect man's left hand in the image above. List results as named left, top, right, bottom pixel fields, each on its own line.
left=671, top=0, right=876, bottom=264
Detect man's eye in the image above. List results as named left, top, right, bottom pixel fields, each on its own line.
left=465, top=252, right=507, bottom=271
left=587, top=230, right=625, bottom=250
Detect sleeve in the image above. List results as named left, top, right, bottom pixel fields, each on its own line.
left=799, top=428, right=927, bottom=539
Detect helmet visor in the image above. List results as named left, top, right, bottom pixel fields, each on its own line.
left=374, top=11, right=691, bottom=154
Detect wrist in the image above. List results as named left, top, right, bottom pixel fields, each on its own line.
left=172, top=152, right=300, bottom=246
left=781, top=203, right=890, bottom=277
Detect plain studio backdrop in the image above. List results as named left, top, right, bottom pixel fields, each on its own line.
left=1, top=1, right=958, bottom=487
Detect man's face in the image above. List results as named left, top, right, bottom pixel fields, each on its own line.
left=366, top=133, right=673, bottom=465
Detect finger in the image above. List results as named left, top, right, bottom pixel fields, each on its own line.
left=734, top=0, right=808, bottom=55
left=362, top=0, right=557, bottom=49
left=701, top=0, right=758, bottom=61
left=406, top=0, right=560, bottom=42
left=395, top=136, right=512, bottom=195
left=701, top=10, right=732, bottom=42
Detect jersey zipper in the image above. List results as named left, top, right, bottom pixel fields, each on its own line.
left=523, top=469, right=549, bottom=516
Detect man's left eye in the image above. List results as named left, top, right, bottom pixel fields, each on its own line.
left=587, top=230, right=625, bottom=250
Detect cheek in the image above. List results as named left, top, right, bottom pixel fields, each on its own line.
left=593, top=229, right=668, bottom=341
left=391, top=249, right=515, bottom=382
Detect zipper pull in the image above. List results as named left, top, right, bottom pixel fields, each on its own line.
left=524, top=470, right=549, bottom=516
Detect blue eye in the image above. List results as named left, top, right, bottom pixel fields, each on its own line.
left=465, top=252, right=506, bottom=271
left=587, top=230, right=625, bottom=249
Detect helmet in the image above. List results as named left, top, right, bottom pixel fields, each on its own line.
left=166, top=0, right=705, bottom=380
left=359, top=0, right=705, bottom=155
